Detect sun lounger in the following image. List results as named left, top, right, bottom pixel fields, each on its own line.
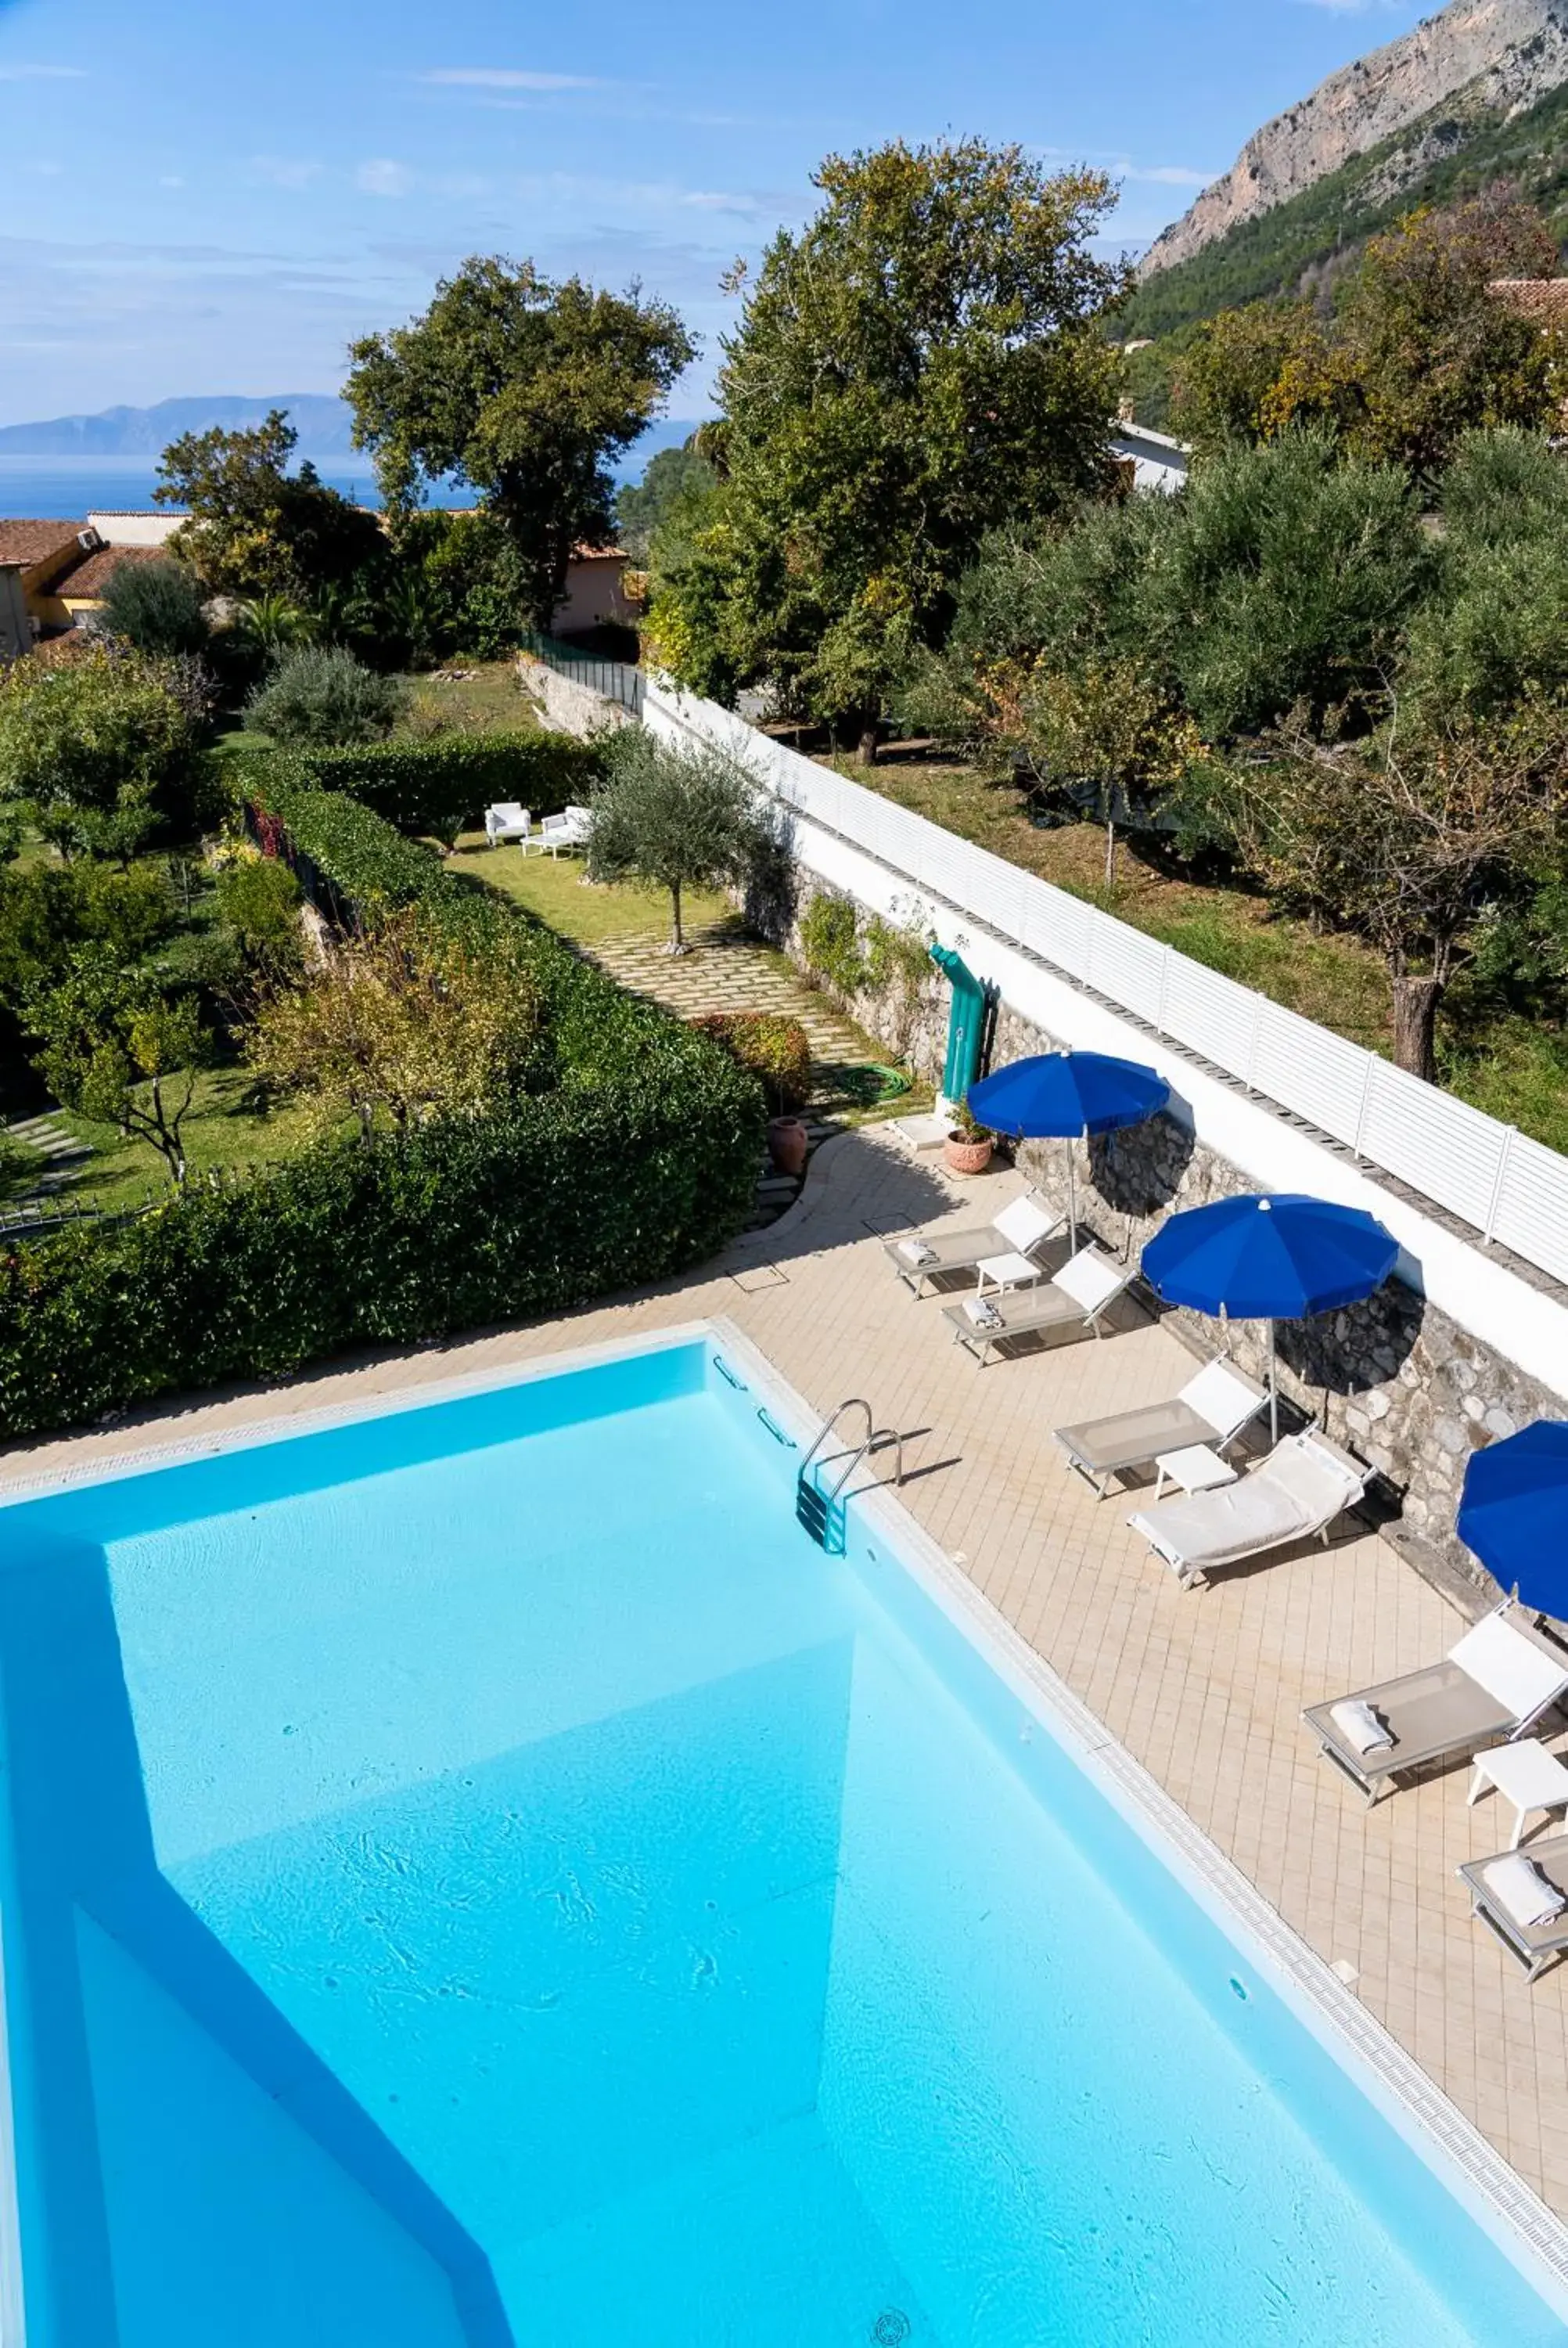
left=1304, top=1601, right=1568, bottom=1805
left=883, top=1188, right=1064, bottom=1298
left=523, top=805, right=592, bottom=858
left=1458, top=1833, right=1568, bottom=1982
left=940, top=1244, right=1133, bottom=1365
left=1055, top=1357, right=1268, bottom=1500
left=485, top=801, right=531, bottom=847
left=1128, top=1430, right=1367, bottom=1589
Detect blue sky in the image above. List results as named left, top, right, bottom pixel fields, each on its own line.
left=0, top=0, right=1427, bottom=426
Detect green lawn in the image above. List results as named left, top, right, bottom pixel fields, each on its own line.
left=447, top=835, right=742, bottom=945
left=832, top=751, right=1568, bottom=1154
left=50, top=1067, right=332, bottom=1214
left=216, top=658, right=541, bottom=761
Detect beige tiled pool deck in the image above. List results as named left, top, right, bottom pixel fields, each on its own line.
left=8, top=1129, right=1568, bottom=2224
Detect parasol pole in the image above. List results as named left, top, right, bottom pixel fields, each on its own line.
left=1066, top=1137, right=1078, bottom=1254
left=1268, top=1318, right=1279, bottom=1445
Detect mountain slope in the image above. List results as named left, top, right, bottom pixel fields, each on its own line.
left=0, top=394, right=357, bottom=457
left=1124, top=56, right=1568, bottom=344
left=1142, top=0, right=1568, bottom=280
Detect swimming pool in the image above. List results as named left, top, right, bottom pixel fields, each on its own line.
left=0, top=1324, right=1564, bottom=2346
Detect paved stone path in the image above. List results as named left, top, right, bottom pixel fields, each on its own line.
left=4, top=1115, right=91, bottom=1194
left=584, top=918, right=919, bottom=1226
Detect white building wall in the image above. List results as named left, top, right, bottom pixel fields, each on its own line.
left=644, top=675, right=1568, bottom=1406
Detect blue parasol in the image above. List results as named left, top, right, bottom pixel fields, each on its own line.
left=1141, top=1192, right=1400, bottom=1441
left=966, top=1051, right=1170, bottom=1248
left=1457, top=1424, right=1568, bottom=1615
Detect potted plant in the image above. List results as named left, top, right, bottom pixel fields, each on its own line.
left=944, top=1099, right=994, bottom=1176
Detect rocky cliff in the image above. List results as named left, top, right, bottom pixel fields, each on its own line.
left=1142, top=0, right=1568, bottom=278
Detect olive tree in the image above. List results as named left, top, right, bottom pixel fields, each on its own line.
left=585, top=729, right=773, bottom=953
left=1227, top=701, right=1565, bottom=1079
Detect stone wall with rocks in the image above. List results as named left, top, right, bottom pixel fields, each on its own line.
left=773, top=880, right=1554, bottom=1599
left=515, top=656, right=631, bottom=740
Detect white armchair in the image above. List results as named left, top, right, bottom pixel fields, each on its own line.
left=484, top=802, right=531, bottom=848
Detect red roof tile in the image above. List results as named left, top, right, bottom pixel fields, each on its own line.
left=55, top=543, right=164, bottom=601
left=0, top=518, right=85, bottom=568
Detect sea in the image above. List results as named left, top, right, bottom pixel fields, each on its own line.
left=0, top=456, right=455, bottom=522
left=0, top=429, right=685, bottom=521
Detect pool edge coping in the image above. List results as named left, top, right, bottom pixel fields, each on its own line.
left=4, top=1309, right=1568, bottom=2328
left=707, top=1316, right=1568, bottom=2325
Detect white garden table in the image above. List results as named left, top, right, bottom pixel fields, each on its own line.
left=1467, top=1740, right=1568, bottom=1849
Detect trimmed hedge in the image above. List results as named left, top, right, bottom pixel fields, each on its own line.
left=227, top=729, right=602, bottom=844
left=0, top=783, right=763, bottom=1442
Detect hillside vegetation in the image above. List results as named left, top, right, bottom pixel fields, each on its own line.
left=1123, top=74, right=1568, bottom=368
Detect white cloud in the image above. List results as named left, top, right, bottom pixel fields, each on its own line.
left=415, top=67, right=602, bottom=90
left=250, top=157, right=325, bottom=191
left=357, top=159, right=414, bottom=199
left=0, top=63, right=86, bottom=81
left=1125, top=165, right=1213, bottom=187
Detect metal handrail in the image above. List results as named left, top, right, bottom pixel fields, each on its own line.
left=799, top=1399, right=903, bottom=1508
left=803, top=1390, right=878, bottom=1484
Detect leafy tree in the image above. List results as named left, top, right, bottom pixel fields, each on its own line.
left=99, top=558, right=211, bottom=658
left=900, top=493, right=1167, bottom=751
left=614, top=442, right=715, bottom=564
left=1171, top=300, right=1354, bottom=452
left=1013, top=658, right=1203, bottom=889
left=650, top=139, right=1130, bottom=758
left=1335, top=193, right=1567, bottom=475
left=211, top=847, right=303, bottom=978
left=26, top=946, right=210, bottom=1183
left=343, top=257, right=694, bottom=628
left=0, top=646, right=209, bottom=862
left=156, top=410, right=387, bottom=600
left=585, top=728, right=770, bottom=952
left=245, top=646, right=408, bottom=747
left=0, top=859, right=178, bottom=1007
left=1163, top=195, right=1568, bottom=478
left=1140, top=427, right=1430, bottom=738
left=1400, top=428, right=1568, bottom=719
left=244, top=907, right=539, bottom=1139
left=1225, top=700, right=1566, bottom=1079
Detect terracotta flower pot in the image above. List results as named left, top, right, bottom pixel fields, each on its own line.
left=944, top=1131, right=994, bottom=1176
left=768, top=1116, right=810, bottom=1177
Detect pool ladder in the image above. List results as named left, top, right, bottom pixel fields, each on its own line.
left=795, top=1399, right=903, bottom=1553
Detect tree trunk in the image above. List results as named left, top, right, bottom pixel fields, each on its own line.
left=1390, top=968, right=1442, bottom=1082
left=1104, top=816, right=1117, bottom=893
left=669, top=880, right=685, bottom=954
left=855, top=721, right=880, bottom=768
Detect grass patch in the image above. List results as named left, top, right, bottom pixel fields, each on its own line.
left=831, top=748, right=1568, bottom=1150
left=448, top=835, right=741, bottom=946
left=404, top=661, right=539, bottom=739
left=49, top=1068, right=331, bottom=1215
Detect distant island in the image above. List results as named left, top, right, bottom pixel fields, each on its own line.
left=0, top=394, right=361, bottom=459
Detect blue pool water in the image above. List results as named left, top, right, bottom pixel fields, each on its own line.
left=0, top=1335, right=1562, bottom=2346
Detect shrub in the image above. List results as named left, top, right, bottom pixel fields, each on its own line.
left=0, top=780, right=764, bottom=1439
left=800, top=890, right=866, bottom=993
left=99, top=558, right=210, bottom=658
left=245, top=645, right=408, bottom=747
left=689, top=1012, right=812, bottom=1113
left=226, top=729, right=601, bottom=848
left=0, top=646, right=210, bottom=861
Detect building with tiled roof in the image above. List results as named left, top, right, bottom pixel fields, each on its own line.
left=1490, top=278, right=1568, bottom=325
left=0, top=515, right=177, bottom=655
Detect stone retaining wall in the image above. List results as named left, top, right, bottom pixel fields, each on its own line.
left=775, top=880, right=1554, bottom=1597
left=515, top=656, right=631, bottom=740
